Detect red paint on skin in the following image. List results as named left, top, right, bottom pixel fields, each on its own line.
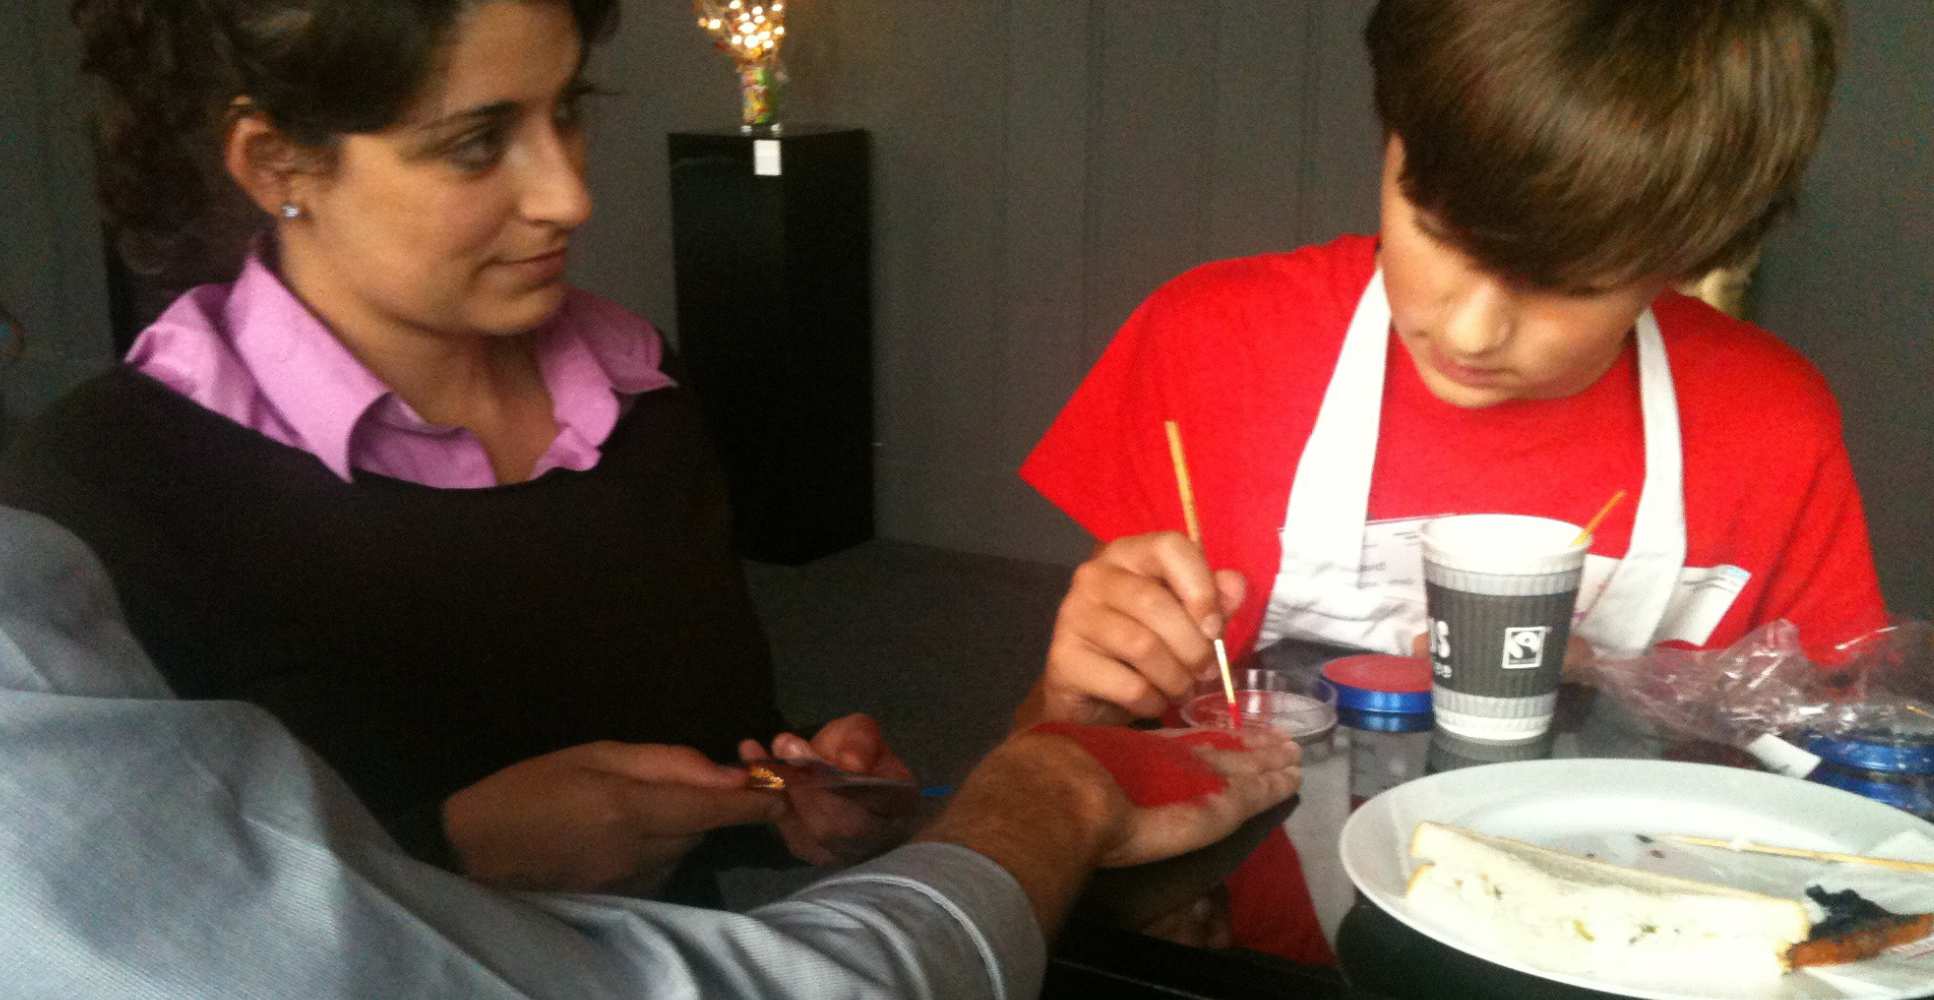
left=1030, top=721, right=1241, bottom=807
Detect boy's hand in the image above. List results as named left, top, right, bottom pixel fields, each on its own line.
left=1025, top=532, right=1246, bottom=727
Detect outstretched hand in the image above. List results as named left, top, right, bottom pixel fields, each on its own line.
left=915, top=722, right=1299, bottom=937
left=1079, top=727, right=1301, bottom=869
left=1027, top=531, right=1246, bottom=727
left=443, top=740, right=784, bottom=894
left=738, top=712, right=919, bottom=866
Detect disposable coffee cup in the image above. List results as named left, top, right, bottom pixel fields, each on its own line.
left=1419, top=514, right=1588, bottom=741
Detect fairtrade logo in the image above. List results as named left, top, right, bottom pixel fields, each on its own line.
left=1502, top=626, right=1547, bottom=670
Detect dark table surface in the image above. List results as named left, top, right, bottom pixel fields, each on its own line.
left=1042, top=637, right=1934, bottom=1000
left=1047, top=919, right=1389, bottom=1000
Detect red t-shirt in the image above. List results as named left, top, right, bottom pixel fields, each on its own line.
left=1022, top=235, right=1887, bottom=663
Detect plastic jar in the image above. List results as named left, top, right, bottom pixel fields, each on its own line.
left=1802, top=729, right=1934, bottom=821
left=1322, top=654, right=1434, bottom=810
left=1425, top=727, right=1557, bottom=774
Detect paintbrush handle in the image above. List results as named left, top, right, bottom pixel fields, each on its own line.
left=1664, top=835, right=1934, bottom=873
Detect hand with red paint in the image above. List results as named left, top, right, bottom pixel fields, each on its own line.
left=738, top=712, right=919, bottom=866
left=916, top=722, right=1299, bottom=936
left=1020, top=532, right=1247, bottom=728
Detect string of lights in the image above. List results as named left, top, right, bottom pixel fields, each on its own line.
left=693, top=0, right=787, bottom=65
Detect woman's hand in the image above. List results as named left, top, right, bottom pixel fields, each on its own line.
left=738, top=713, right=919, bottom=866
left=1022, top=532, right=1246, bottom=728
left=442, top=741, right=783, bottom=894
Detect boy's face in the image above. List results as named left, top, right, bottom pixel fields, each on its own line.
left=1377, top=137, right=1669, bottom=409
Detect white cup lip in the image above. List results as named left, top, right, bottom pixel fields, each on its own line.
left=1419, top=514, right=1589, bottom=576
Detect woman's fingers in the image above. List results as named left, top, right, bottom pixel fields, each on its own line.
left=612, top=780, right=788, bottom=834
left=578, top=741, right=747, bottom=788
left=808, top=713, right=904, bottom=776
left=771, top=731, right=819, bottom=763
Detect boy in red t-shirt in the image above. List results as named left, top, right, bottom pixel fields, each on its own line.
left=1015, top=0, right=1885, bottom=962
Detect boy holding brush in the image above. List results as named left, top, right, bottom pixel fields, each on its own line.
left=1015, top=0, right=1887, bottom=961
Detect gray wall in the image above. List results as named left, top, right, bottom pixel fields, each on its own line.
left=4, top=1, right=1927, bottom=613
left=1755, top=4, right=1933, bottom=617
left=574, top=0, right=1928, bottom=610
left=0, top=1, right=115, bottom=430
left=570, top=0, right=1388, bottom=567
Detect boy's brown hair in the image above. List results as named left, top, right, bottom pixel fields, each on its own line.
left=1366, top=0, right=1843, bottom=291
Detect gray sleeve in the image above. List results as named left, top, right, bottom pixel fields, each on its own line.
left=0, top=507, right=1045, bottom=1000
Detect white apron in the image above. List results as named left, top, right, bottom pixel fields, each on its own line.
left=1255, top=268, right=1689, bottom=658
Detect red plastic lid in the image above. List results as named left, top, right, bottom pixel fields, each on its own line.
left=1323, top=654, right=1432, bottom=693
left=1323, top=654, right=1433, bottom=715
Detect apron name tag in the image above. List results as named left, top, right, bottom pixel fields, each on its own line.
left=1359, top=515, right=1451, bottom=597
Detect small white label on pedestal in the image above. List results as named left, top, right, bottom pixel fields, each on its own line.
left=753, top=139, right=782, bottom=177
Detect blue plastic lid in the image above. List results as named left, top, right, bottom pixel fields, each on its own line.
left=1340, top=706, right=1434, bottom=733
left=1322, top=654, right=1433, bottom=715
left=1808, top=763, right=1934, bottom=819
left=1801, top=732, right=1934, bottom=775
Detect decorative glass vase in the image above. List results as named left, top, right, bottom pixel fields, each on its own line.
left=737, top=61, right=781, bottom=133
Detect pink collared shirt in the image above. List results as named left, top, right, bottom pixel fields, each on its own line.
left=128, top=255, right=675, bottom=488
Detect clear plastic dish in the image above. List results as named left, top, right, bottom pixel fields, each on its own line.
left=1182, top=667, right=1339, bottom=748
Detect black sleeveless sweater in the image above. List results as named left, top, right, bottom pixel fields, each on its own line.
left=0, top=368, right=789, bottom=878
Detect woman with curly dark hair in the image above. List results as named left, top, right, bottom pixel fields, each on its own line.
left=3, top=0, right=914, bottom=900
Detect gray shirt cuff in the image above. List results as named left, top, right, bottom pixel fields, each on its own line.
left=787, top=842, right=1047, bottom=1000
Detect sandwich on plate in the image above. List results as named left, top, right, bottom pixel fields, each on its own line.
left=1405, top=820, right=1811, bottom=981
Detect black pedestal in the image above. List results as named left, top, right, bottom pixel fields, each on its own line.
left=667, top=126, right=873, bottom=565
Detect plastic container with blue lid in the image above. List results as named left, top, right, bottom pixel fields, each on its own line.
left=1802, top=722, right=1934, bottom=821
left=1323, top=654, right=1433, bottom=809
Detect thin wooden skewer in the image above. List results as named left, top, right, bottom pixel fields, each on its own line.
left=1164, top=420, right=1240, bottom=731
left=1906, top=704, right=1934, bottom=721
left=1571, top=489, right=1629, bottom=547
left=1663, top=835, right=1934, bottom=874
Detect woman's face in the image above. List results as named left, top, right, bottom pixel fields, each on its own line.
left=1377, top=136, right=1669, bottom=409
left=281, top=0, right=592, bottom=343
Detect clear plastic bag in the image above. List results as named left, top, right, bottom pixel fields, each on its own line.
left=1577, top=619, right=1934, bottom=748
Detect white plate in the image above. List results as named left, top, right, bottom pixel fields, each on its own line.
left=1340, top=759, right=1934, bottom=1000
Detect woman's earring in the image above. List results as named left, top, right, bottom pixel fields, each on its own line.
left=279, top=202, right=302, bottom=220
